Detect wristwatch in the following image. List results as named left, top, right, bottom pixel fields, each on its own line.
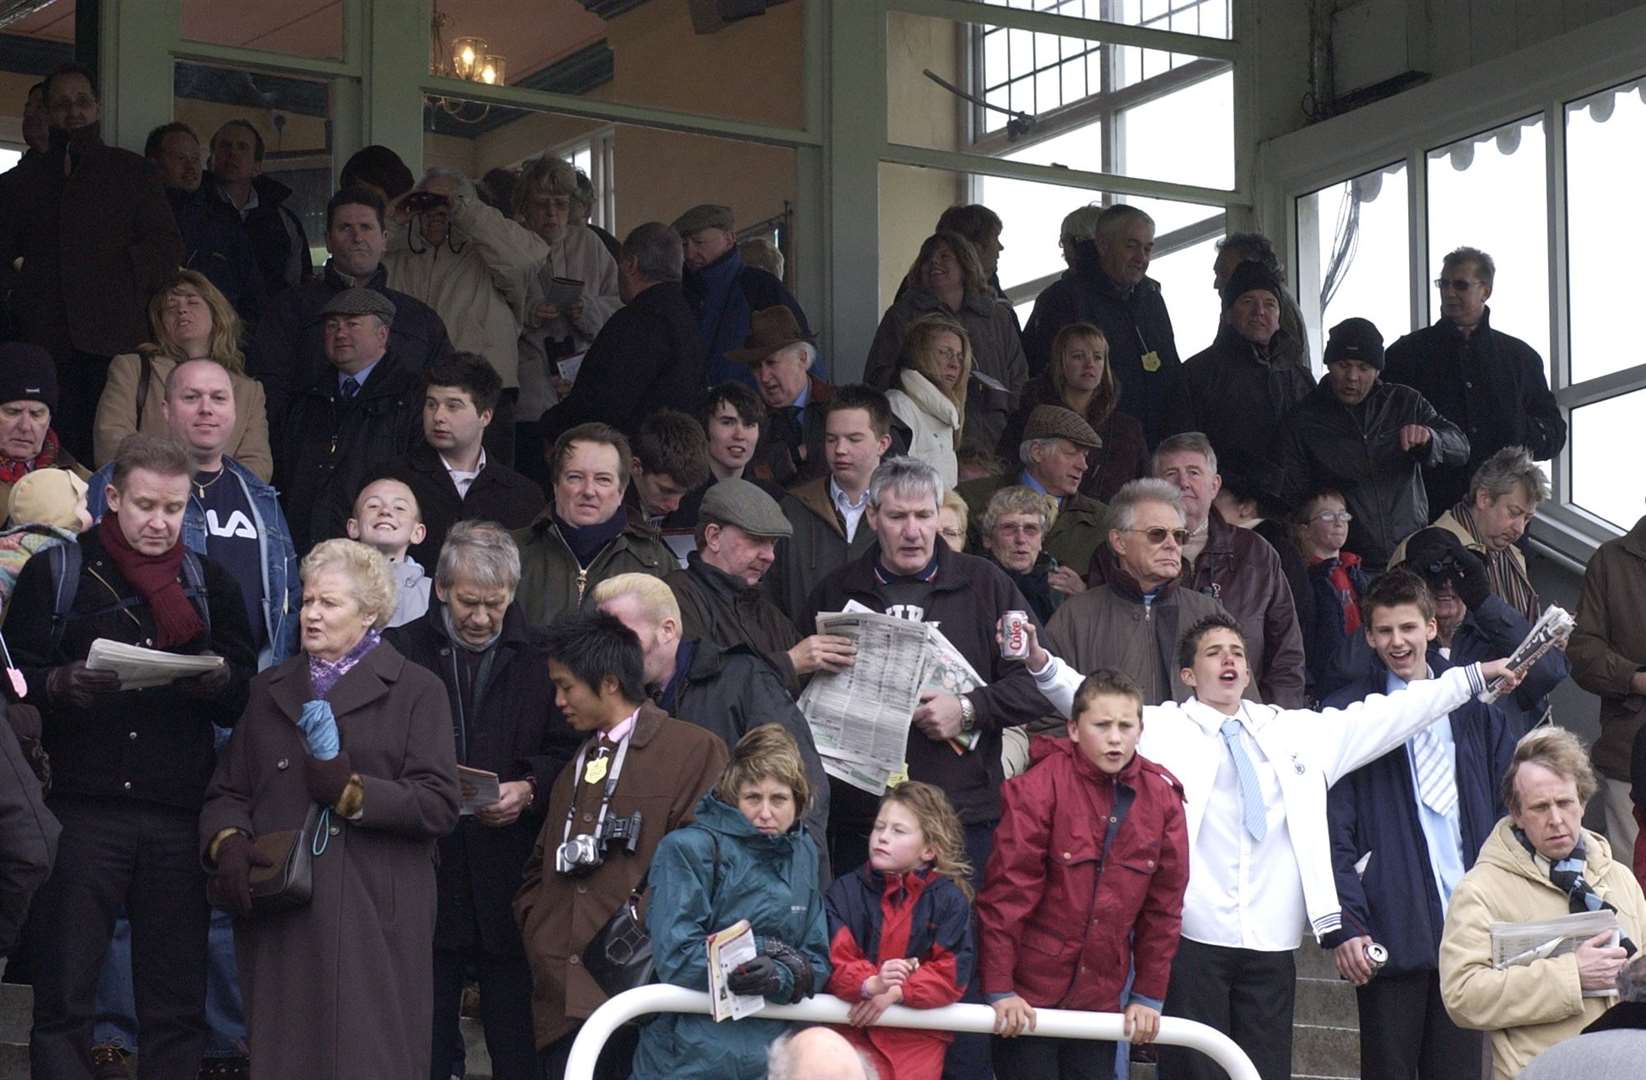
left=958, top=695, right=976, bottom=734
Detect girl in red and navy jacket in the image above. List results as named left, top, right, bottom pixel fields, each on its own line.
left=824, top=781, right=975, bottom=1080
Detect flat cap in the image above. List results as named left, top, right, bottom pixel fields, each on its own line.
left=699, top=477, right=793, bottom=539
left=319, top=287, right=396, bottom=325
left=671, top=203, right=734, bottom=236
left=1021, top=404, right=1101, bottom=449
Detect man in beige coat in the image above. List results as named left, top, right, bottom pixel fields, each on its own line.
left=1440, top=727, right=1646, bottom=1079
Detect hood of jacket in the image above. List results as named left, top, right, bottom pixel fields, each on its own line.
left=1026, top=729, right=1146, bottom=785
left=689, top=789, right=808, bottom=862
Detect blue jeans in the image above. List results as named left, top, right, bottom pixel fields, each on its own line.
left=95, top=908, right=246, bottom=1057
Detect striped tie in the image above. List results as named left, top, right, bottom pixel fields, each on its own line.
left=1219, top=719, right=1268, bottom=842
left=1412, top=725, right=1458, bottom=819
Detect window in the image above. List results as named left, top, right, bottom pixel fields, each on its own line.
left=1570, top=388, right=1646, bottom=529
left=1119, top=68, right=1234, bottom=229
left=1427, top=116, right=1550, bottom=372
left=1566, top=80, right=1646, bottom=384
left=1145, top=233, right=1223, bottom=360
left=1298, top=162, right=1411, bottom=354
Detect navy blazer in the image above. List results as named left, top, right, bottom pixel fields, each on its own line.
left=1322, top=649, right=1515, bottom=976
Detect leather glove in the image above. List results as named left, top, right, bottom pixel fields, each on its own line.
left=1452, top=546, right=1492, bottom=609
left=213, top=833, right=274, bottom=918
left=1402, top=528, right=1467, bottom=586
left=175, top=656, right=232, bottom=699
left=760, top=936, right=815, bottom=1002
left=45, top=661, right=121, bottom=709
left=726, top=955, right=788, bottom=999
left=303, top=751, right=354, bottom=806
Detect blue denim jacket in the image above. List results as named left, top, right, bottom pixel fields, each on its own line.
left=87, top=457, right=300, bottom=669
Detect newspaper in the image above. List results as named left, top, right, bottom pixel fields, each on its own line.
left=457, top=765, right=502, bottom=816
left=85, top=638, right=224, bottom=690
left=801, top=607, right=990, bottom=794
left=1479, top=605, right=1575, bottom=704
left=707, top=918, right=764, bottom=1021
left=1490, top=910, right=1620, bottom=997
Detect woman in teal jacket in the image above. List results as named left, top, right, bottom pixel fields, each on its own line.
left=632, top=724, right=831, bottom=1080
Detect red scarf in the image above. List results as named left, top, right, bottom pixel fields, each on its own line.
left=0, top=429, right=60, bottom=484
left=98, top=512, right=205, bottom=648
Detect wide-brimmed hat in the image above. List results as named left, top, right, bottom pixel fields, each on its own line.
left=726, top=306, right=818, bottom=366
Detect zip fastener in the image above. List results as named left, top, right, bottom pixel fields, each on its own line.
left=550, top=526, right=613, bottom=606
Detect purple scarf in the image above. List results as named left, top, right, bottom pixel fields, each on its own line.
left=308, top=629, right=382, bottom=700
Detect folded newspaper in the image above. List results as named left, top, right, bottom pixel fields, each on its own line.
left=1490, top=910, right=1620, bottom=997
left=707, top=918, right=764, bottom=1021
left=798, top=605, right=986, bottom=796
left=85, top=638, right=224, bottom=690
left=1478, top=605, right=1574, bottom=704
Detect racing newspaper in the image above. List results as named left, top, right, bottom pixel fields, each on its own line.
left=798, top=606, right=986, bottom=795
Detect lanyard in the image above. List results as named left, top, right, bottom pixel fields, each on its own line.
left=559, top=729, right=633, bottom=848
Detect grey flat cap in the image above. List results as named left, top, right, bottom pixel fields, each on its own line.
left=700, top=478, right=792, bottom=539
left=320, top=286, right=396, bottom=325
left=1022, top=404, right=1101, bottom=449
left=671, top=203, right=734, bottom=236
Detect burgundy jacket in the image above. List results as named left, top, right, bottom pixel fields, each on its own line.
left=977, top=737, right=1188, bottom=1009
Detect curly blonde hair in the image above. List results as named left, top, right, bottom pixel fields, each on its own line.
left=142, top=270, right=246, bottom=374
left=300, top=539, right=399, bottom=630
left=879, top=781, right=974, bottom=900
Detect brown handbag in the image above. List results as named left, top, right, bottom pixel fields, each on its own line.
left=209, top=804, right=327, bottom=916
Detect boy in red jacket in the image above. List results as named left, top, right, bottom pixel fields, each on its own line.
left=978, top=668, right=1189, bottom=1078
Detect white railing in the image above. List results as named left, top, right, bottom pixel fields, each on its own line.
left=565, top=985, right=1262, bottom=1080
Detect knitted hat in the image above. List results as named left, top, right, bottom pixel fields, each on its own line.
left=7, top=467, right=87, bottom=529
left=1324, top=317, right=1385, bottom=370
left=1220, top=261, right=1284, bottom=311
left=1021, top=404, right=1101, bottom=449
left=699, top=478, right=793, bottom=539
left=0, top=343, right=58, bottom=413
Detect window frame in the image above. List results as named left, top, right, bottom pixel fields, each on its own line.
left=1260, top=5, right=1646, bottom=562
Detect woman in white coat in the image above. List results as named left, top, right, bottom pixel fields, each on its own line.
left=885, top=313, right=971, bottom=488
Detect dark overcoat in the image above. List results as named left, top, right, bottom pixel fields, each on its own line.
left=199, top=642, right=461, bottom=1080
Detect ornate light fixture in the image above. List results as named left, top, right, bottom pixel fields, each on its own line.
left=430, top=3, right=508, bottom=124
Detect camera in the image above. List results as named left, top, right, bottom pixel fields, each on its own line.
left=554, top=810, right=644, bottom=876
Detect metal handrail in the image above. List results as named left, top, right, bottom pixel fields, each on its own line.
left=564, top=986, right=1262, bottom=1080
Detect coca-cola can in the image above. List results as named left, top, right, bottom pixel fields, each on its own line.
left=1002, top=610, right=1030, bottom=659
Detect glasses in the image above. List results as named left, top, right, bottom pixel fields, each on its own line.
left=1434, top=277, right=1482, bottom=292
left=931, top=347, right=962, bottom=362
left=1310, top=511, right=1353, bottom=525
left=1123, top=526, right=1189, bottom=547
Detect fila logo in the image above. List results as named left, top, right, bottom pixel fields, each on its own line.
left=206, top=509, right=257, bottom=539
left=884, top=605, right=927, bottom=623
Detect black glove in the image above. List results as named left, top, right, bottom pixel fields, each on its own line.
left=303, top=751, right=355, bottom=806
left=1402, top=528, right=1467, bottom=587
left=726, top=955, right=787, bottom=998
left=175, top=656, right=233, bottom=699
left=1451, top=546, right=1492, bottom=609
left=45, top=661, right=121, bottom=709
left=761, top=936, right=815, bottom=1002
left=212, top=833, right=274, bottom=918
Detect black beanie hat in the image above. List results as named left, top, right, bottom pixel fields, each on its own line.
left=1219, top=260, right=1284, bottom=311
left=1323, top=317, right=1385, bottom=371
left=0, top=343, right=58, bottom=413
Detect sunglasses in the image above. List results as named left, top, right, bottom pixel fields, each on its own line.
left=1434, top=277, right=1482, bottom=292
left=1123, top=526, right=1189, bottom=547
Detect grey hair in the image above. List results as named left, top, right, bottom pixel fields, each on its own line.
left=982, top=485, right=1058, bottom=536
left=301, top=539, right=398, bottom=630
left=1108, top=478, right=1185, bottom=533
left=1151, top=431, right=1219, bottom=478
left=1469, top=445, right=1549, bottom=506
left=435, top=520, right=521, bottom=593
left=1620, top=953, right=1646, bottom=1002
left=1018, top=437, right=1060, bottom=468
left=621, top=222, right=684, bottom=284
left=867, top=455, right=943, bottom=513
left=1096, top=203, right=1155, bottom=240
left=416, top=165, right=479, bottom=204
left=1060, top=204, right=1103, bottom=242
left=1443, top=245, right=1496, bottom=287
left=766, top=1029, right=880, bottom=1080
left=790, top=341, right=819, bottom=371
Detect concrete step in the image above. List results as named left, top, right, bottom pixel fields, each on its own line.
left=1292, top=1022, right=1359, bottom=1079
left=1293, top=976, right=1358, bottom=1029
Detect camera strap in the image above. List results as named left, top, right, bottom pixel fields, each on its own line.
left=560, top=729, right=634, bottom=850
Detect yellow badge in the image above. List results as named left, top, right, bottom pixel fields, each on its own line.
left=584, top=754, right=610, bottom=785
left=1140, top=350, right=1162, bottom=372
left=886, top=764, right=911, bottom=788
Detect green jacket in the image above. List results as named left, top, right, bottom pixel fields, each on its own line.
left=955, top=471, right=1109, bottom=576
left=512, top=512, right=676, bottom=625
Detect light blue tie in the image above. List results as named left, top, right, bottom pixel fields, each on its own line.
left=1220, top=718, right=1268, bottom=842
left=1412, top=726, right=1459, bottom=818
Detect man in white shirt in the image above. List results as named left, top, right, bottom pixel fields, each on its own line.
left=1023, top=612, right=1516, bottom=1080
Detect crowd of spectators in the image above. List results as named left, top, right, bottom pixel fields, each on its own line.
left=2, top=56, right=1643, bottom=1080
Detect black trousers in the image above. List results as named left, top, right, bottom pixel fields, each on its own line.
left=1157, top=938, right=1295, bottom=1080
left=52, top=350, right=113, bottom=465
left=537, top=1021, right=636, bottom=1080
left=992, top=1034, right=1118, bottom=1079
left=432, top=945, right=538, bottom=1080
left=1356, top=969, right=1481, bottom=1080
left=26, top=796, right=209, bottom=1080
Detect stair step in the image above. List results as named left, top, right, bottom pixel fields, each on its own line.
left=1291, top=1023, right=1360, bottom=1079
left=0, top=983, right=26, bottom=1045
left=1292, top=976, right=1358, bottom=1028
left=1293, top=943, right=1339, bottom=981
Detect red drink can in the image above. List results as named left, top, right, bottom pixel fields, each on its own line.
left=1002, top=610, right=1030, bottom=659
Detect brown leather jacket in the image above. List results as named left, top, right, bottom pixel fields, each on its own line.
left=1570, top=515, right=1646, bottom=779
